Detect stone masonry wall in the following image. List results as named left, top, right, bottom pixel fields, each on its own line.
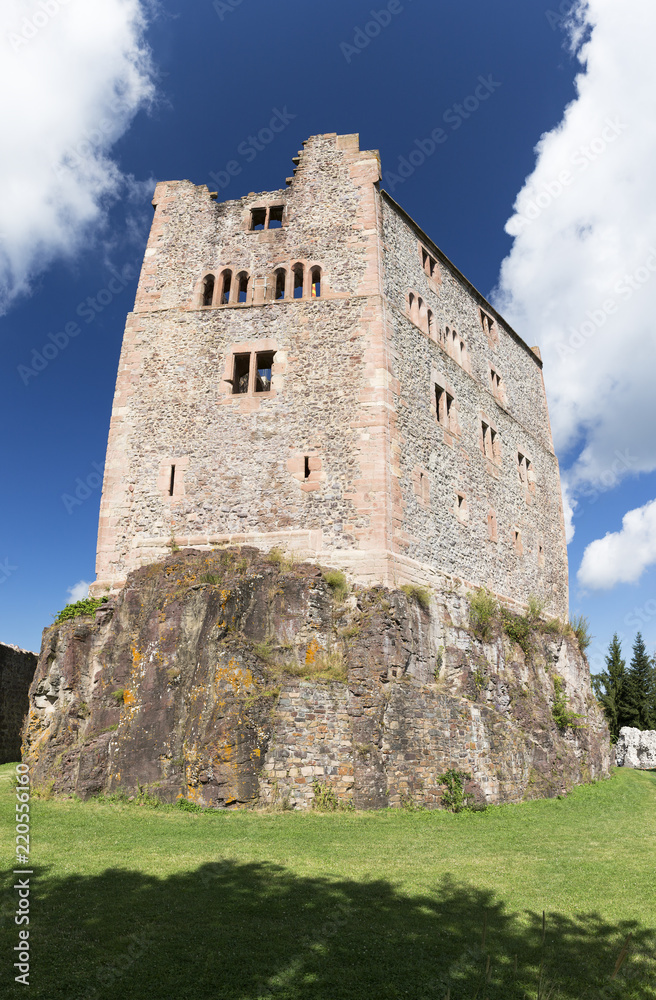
left=0, top=642, right=37, bottom=763
left=92, top=131, right=568, bottom=622
left=379, top=194, right=568, bottom=616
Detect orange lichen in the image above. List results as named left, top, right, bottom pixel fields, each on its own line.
left=305, top=639, right=320, bottom=665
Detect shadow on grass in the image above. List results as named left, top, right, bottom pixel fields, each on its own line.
left=1, top=863, right=654, bottom=999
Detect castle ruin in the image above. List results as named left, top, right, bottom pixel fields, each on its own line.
left=92, top=132, right=568, bottom=618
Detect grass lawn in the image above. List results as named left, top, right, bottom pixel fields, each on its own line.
left=1, top=764, right=655, bottom=999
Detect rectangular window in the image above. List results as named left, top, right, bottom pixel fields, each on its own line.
left=421, top=245, right=437, bottom=278
left=435, top=385, right=454, bottom=430
left=169, top=465, right=176, bottom=497
left=230, top=351, right=275, bottom=395
left=250, top=205, right=284, bottom=231
left=250, top=208, right=267, bottom=231
left=232, top=354, right=251, bottom=394
left=490, top=368, right=501, bottom=396
left=268, top=205, right=284, bottom=228
left=481, top=421, right=499, bottom=461
left=255, top=351, right=275, bottom=393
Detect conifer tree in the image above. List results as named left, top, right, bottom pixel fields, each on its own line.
left=622, top=632, right=654, bottom=730
left=592, top=633, right=625, bottom=738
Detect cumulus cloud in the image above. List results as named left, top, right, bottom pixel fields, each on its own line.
left=494, top=0, right=656, bottom=531
left=578, top=498, right=656, bottom=589
left=67, top=579, right=91, bottom=603
left=0, top=0, right=155, bottom=312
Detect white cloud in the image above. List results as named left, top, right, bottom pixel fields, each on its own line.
left=67, top=579, right=91, bottom=603
left=494, top=0, right=656, bottom=534
left=0, top=0, right=155, bottom=312
left=578, top=498, right=656, bottom=589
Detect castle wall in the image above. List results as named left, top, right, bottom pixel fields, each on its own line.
left=380, top=196, right=568, bottom=616
left=93, top=131, right=568, bottom=619
left=0, top=643, right=37, bottom=763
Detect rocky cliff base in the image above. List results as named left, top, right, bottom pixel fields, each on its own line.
left=22, top=548, right=610, bottom=808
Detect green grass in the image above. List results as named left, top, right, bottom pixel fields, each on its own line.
left=1, top=764, right=655, bottom=998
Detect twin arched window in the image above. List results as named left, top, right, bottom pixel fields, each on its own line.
left=271, top=264, right=322, bottom=302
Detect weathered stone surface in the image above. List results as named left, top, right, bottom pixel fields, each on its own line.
left=615, top=726, right=656, bottom=769
left=92, top=131, right=568, bottom=621
left=23, top=548, right=610, bottom=808
left=0, top=642, right=37, bottom=763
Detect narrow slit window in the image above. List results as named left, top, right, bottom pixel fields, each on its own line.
left=293, top=264, right=304, bottom=299
left=274, top=268, right=286, bottom=300
left=436, top=386, right=454, bottom=430
left=311, top=266, right=321, bottom=298
left=488, top=510, right=498, bottom=541
left=201, top=274, right=215, bottom=307
left=255, top=351, right=275, bottom=393
left=232, top=354, right=250, bottom=394
left=237, top=272, right=249, bottom=304
left=268, top=205, right=284, bottom=228
left=304, top=456, right=310, bottom=479
left=169, top=465, right=176, bottom=496
left=427, top=310, right=434, bottom=339
left=221, top=270, right=232, bottom=305
left=250, top=208, right=266, bottom=231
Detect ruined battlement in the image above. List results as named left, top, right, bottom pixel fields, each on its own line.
left=92, top=132, right=568, bottom=617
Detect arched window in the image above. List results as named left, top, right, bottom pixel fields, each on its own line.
left=427, top=309, right=434, bottom=340
left=220, top=270, right=232, bottom=305
left=310, top=266, right=321, bottom=298
left=274, top=268, right=286, bottom=301
left=201, top=274, right=215, bottom=307
left=237, top=271, right=249, bottom=304
left=293, top=263, right=304, bottom=299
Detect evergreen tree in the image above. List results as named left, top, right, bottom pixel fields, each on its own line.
left=622, top=632, right=654, bottom=730
left=592, top=634, right=625, bottom=738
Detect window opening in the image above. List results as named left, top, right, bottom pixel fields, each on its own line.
left=421, top=247, right=436, bottom=277
left=221, top=270, right=232, bottom=305
left=268, top=205, right=284, bottom=228
left=293, top=264, right=304, bottom=299
left=250, top=208, right=266, bottom=231
left=427, top=310, right=434, bottom=339
left=482, top=421, right=498, bottom=460
left=488, top=510, right=497, bottom=541
left=232, top=354, right=250, bottom=394
left=201, top=274, right=215, bottom=307
left=237, top=272, right=249, bottom=304
left=274, top=269, right=286, bottom=301
left=255, top=351, right=275, bottom=393
left=490, top=368, right=501, bottom=395
left=311, top=266, right=321, bottom=298
left=169, top=465, right=176, bottom=497
left=304, top=456, right=310, bottom=479
left=435, top=386, right=454, bottom=429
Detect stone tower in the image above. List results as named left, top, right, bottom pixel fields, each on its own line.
left=92, top=132, right=568, bottom=617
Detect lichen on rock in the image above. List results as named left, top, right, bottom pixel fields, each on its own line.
left=22, top=547, right=611, bottom=809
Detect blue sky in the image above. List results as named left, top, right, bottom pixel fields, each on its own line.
left=1, top=0, right=655, bottom=672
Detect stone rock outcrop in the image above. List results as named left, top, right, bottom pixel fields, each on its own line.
left=22, top=548, right=610, bottom=808
left=1, top=642, right=38, bottom=763
left=615, top=727, right=656, bottom=769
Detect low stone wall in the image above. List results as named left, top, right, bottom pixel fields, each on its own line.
left=0, top=643, right=38, bottom=763
left=22, top=548, right=610, bottom=807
